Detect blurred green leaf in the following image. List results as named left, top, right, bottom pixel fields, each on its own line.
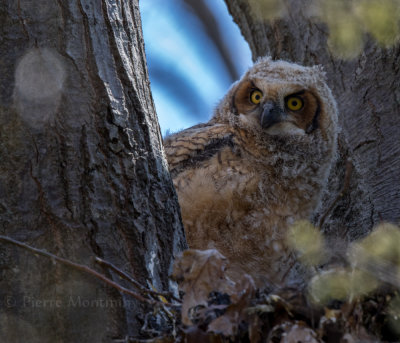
left=286, top=220, right=324, bottom=266
left=249, top=0, right=284, bottom=20
left=249, top=0, right=400, bottom=58
left=308, top=268, right=378, bottom=304
left=352, top=222, right=400, bottom=265
left=356, top=0, right=400, bottom=46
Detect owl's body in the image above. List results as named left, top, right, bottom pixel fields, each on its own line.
left=164, top=58, right=338, bottom=288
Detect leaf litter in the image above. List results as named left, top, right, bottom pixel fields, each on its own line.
left=120, top=223, right=400, bottom=342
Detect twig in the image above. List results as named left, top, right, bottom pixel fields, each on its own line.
left=318, top=159, right=353, bottom=229
left=0, top=235, right=174, bottom=307
left=95, top=257, right=181, bottom=303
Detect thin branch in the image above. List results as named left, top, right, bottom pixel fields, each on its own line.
left=318, top=159, right=353, bottom=229
left=0, top=235, right=175, bottom=307
left=95, top=257, right=181, bottom=303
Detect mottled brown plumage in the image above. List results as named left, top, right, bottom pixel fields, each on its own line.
left=164, top=57, right=338, bottom=288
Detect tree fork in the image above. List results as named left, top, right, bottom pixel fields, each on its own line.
left=225, top=0, right=400, bottom=246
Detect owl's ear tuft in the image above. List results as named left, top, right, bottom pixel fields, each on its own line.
left=255, top=55, right=272, bottom=65
left=231, top=96, right=239, bottom=116
left=213, top=80, right=240, bottom=121
left=226, top=80, right=241, bottom=116
left=231, top=80, right=255, bottom=116
left=311, top=65, right=327, bottom=80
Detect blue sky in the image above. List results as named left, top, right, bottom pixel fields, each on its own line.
left=140, top=0, right=252, bottom=135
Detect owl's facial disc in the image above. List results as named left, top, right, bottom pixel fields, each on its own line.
left=260, top=102, right=285, bottom=129
left=232, top=80, right=321, bottom=136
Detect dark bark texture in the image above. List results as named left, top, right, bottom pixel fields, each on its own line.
left=225, top=0, right=400, bottom=256
left=0, top=1, right=185, bottom=342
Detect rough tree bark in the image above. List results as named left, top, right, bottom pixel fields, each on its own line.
left=225, top=0, right=400, bottom=255
left=0, top=1, right=185, bottom=342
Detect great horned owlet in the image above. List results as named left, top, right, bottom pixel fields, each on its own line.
left=164, top=57, right=338, bottom=288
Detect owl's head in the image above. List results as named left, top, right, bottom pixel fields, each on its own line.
left=213, top=57, right=338, bottom=148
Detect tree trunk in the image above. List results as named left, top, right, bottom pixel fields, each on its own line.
left=0, top=1, right=185, bottom=342
left=224, top=0, right=400, bottom=253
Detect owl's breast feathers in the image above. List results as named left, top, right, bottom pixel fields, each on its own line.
left=164, top=121, right=332, bottom=287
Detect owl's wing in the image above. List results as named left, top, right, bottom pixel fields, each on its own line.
left=163, top=122, right=235, bottom=177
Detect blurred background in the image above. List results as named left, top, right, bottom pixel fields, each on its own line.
left=140, top=0, right=252, bottom=136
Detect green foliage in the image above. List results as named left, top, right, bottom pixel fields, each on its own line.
left=249, top=0, right=400, bottom=58
left=286, top=220, right=324, bottom=266
left=321, top=0, right=400, bottom=57
left=309, top=268, right=379, bottom=304
left=356, top=0, right=400, bottom=46
left=287, top=221, right=400, bottom=306
left=248, top=0, right=283, bottom=20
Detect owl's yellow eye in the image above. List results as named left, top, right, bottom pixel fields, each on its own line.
left=286, top=96, right=303, bottom=111
left=250, top=89, right=263, bottom=104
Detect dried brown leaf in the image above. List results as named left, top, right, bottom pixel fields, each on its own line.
left=173, top=249, right=256, bottom=336
left=248, top=313, right=262, bottom=343
left=207, top=275, right=255, bottom=336
left=341, top=329, right=379, bottom=343
left=172, top=249, right=236, bottom=326
left=281, top=323, right=319, bottom=343
left=181, top=325, right=224, bottom=343
left=268, top=321, right=319, bottom=343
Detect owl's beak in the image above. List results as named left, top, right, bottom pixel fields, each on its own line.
left=260, top=102, right=285, bottom=129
